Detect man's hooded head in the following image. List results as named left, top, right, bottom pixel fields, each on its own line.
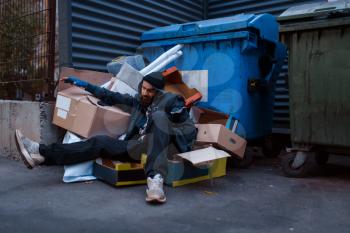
left=139, top=72, right=165, bottom=106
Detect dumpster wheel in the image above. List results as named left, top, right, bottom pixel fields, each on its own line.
left=262, top=135, right=283, bottom=158
left=281, top=152, right=311, bottom=178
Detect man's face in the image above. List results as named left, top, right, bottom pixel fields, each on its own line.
left=140, top=80, right=156, bottom=106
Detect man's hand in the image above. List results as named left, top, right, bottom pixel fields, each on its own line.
left=61, top=76, right=88, bottom=88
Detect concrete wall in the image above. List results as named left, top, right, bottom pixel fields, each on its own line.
left=0, top=101, right=65, bottom=160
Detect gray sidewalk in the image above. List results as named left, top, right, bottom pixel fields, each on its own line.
left=1, top=154, right=350, bottom=233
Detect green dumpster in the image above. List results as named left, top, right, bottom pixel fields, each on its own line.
left=278, top=0, right=350, bottom=177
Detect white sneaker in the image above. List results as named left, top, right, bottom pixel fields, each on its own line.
left=146, top=174, right=166, bottom=203
left=15, top=129, right=45, bottom=169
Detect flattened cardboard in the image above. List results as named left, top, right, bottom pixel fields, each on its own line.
left=195, top=124, right=247, bottom=159
left=59, top=67, right=112, bottom=92
left=175, top=146, right=230, bottom=165
left=53, top=87, right=130, bottom=138
left=190, top=106, right=229, bottom=125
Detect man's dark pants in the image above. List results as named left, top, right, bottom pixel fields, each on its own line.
left=39, top=111, right=171, bottom=178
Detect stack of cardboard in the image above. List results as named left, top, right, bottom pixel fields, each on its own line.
left=93, top=148, right=230, bottom=188
left=96, top=67, right=246, bottom=187
left=52, top=47, right=247, bottom=187
left=53, top=45, right=185, bottom=138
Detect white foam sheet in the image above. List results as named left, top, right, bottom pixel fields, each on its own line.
left=62, top=132, right=96, bottom=183
left=110, top=79, right=138, bottom=96
left=116, top=63, right=143, bottom=91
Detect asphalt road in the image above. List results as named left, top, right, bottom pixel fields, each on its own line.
left=1, top=153, right=350, bottom=233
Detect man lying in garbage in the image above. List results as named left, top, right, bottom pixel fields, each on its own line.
left=15, top=72, right=197, bottom=204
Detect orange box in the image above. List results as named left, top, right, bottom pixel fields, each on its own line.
left=162, top=66, right=202, bottom=107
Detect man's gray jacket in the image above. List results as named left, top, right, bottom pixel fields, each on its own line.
left=85, top=83, right=197, bottom=153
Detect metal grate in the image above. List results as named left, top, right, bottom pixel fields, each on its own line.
left=273, top=57, right=290, bottom=134
left=0, top=0, right=56, bottom=101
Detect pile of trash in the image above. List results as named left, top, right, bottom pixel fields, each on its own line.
left=53, top=44, right=247, bottom=187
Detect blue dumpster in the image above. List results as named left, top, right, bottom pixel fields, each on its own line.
left=140, top=14, right=286, bottom=141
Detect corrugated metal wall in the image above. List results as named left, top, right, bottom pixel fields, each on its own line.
left=207, top=0, right=324, bottom=133
left=70, top=0, right=203, bottom=71
left=273, top=57, right=290, bottom=134
left=66, top=0, right=326, bottom=134
left=207, top=0, right=324, bottom=18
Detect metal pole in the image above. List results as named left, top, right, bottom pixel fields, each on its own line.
left=47, top=0, right=56, bottom=100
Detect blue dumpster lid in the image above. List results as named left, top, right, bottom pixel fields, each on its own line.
left=141, top=13, right=279, bottom=43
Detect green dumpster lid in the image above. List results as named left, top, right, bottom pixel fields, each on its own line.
left=278, top=0, right=350, bottom=21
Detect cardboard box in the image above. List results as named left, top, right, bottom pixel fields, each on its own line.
left=93, top=158, right=147, bottom=186
left=58, top=67, right=112, bottom=92
left=166, top=146, right=229, bottom=187
left=52, top=86, right=130, bottom=138
left=166, top=157, right=227, bottom=187
left=195, top=124, right=247, bottom=159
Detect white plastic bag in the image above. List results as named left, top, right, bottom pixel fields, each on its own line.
left=62, top=132, right=96, bottom=183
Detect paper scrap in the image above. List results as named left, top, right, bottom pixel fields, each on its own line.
left=57, top=109, right=68, bottom=119
left=56, top=95, right=71, bottom=111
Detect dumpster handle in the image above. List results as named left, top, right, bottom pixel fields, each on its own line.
left=181, top=23, right=197, bottom=32
left=264, top=43, right=287, bottom=85
left=264, top=63, right=276, bottom=83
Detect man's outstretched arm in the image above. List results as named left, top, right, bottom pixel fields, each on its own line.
left=63, top=76, right=136, bottom=107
